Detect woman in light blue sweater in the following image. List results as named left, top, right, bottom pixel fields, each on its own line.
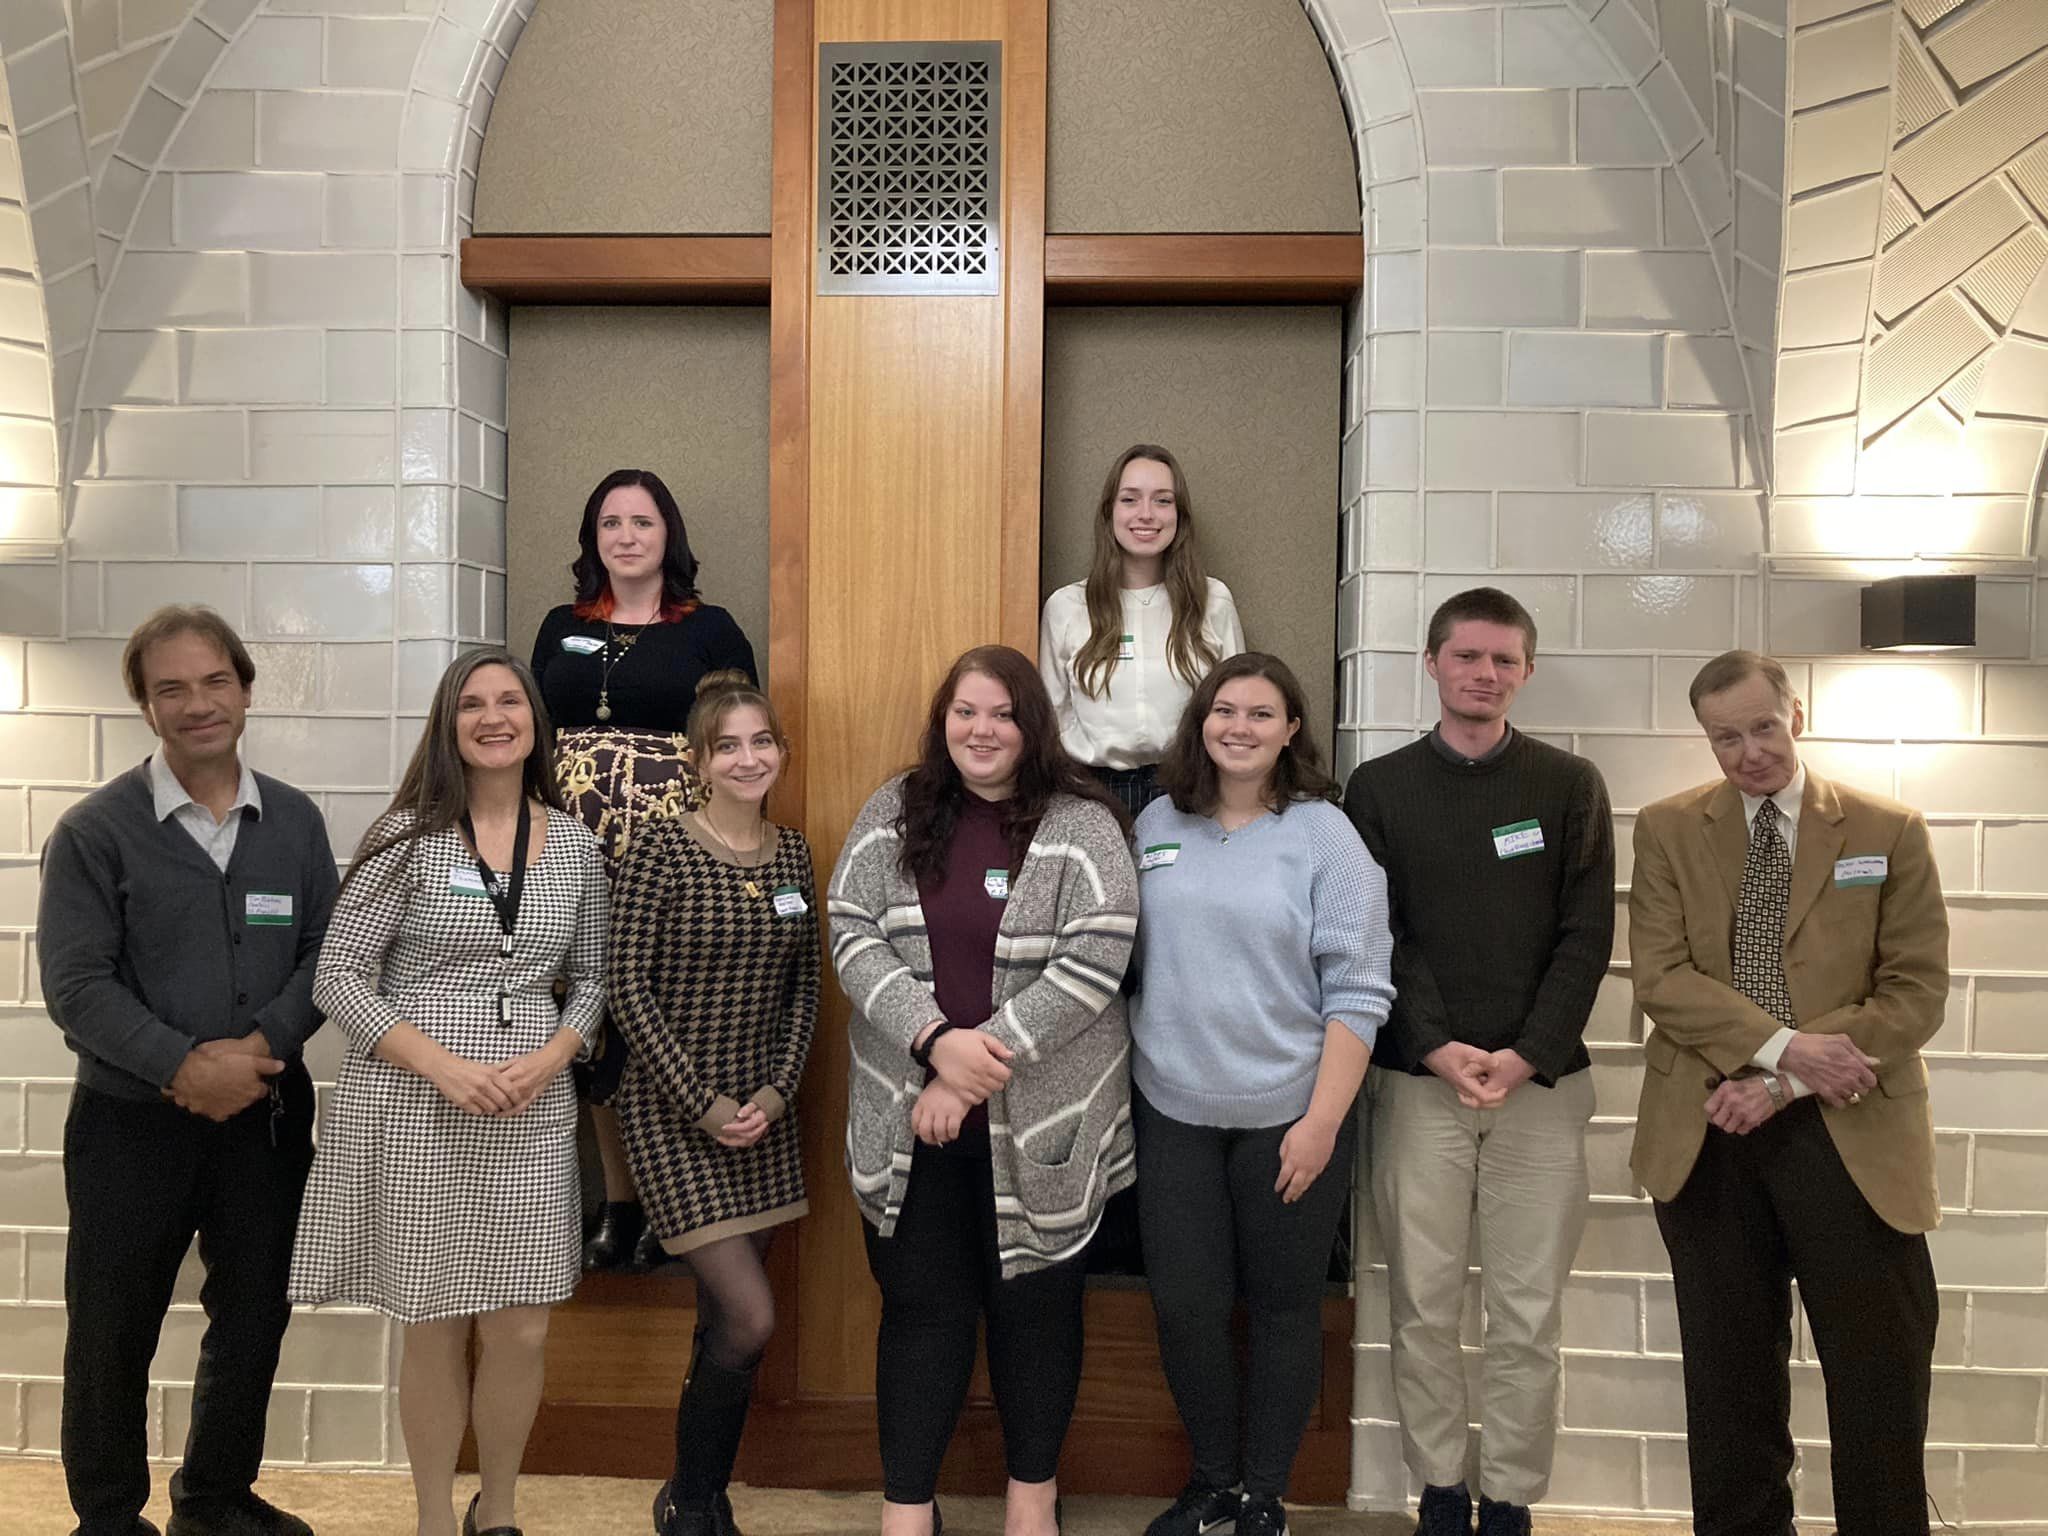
left=1130, top=652, right=1394, bottom=1536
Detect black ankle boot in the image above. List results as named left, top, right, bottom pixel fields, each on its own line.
left=583, top=1200, right=644, bottom=1271
left=628, top=1218, right=669, bottom=1272
left=652, top=1481, right=718, bottom=1536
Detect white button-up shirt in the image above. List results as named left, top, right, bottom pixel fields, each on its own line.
left=1039, top=577, right=1245, bottom=769
left=150, top=750, right=262, bottom=874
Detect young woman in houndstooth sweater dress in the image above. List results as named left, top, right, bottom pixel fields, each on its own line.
left=608, top=671, right=820, bottom=1536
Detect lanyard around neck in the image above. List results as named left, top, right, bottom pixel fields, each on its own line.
left=460, top=800, right=531, bottom=958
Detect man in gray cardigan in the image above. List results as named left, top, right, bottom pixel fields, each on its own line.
left=38, top=606, right=335, bottom=1536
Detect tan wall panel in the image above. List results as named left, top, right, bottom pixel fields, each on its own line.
left=797, top=291, right=1006, bottom=1395
left=1042, top=306, right=1342, bottom=756
left=505, top=308, right=770, bottom=678
left=1047, top=0, right=1358, bottom=235
left=474, top=0, right=773, bottom=234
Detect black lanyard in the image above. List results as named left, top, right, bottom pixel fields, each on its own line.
left=461, top=803, right=530, bottom=1023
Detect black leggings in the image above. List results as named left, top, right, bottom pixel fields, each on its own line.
left=863, top=1144, right=1087, bottom=1503
left=1134, top=1088, right=1356, bottom=1499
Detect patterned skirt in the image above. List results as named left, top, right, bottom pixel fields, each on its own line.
left=554, top=726, right=697, bottom=1101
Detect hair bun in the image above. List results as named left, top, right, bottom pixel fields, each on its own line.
left=695, top=668, right=753, bottom=699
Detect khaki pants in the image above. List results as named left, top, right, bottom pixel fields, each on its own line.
left=1368, top=1065, right=1594, bottom=1505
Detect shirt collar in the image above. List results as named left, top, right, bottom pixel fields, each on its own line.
left=1428, top=723, right=1515, bottom=766
left=1739, top=763, right=1805, bottom=832
left=150, top=750, right=262, bottom=824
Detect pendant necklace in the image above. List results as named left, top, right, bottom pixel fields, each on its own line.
left=697, top=807, right=769, bottom=898
left=594, top=621, right=640, bottom=723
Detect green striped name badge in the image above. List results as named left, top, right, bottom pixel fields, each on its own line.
left=245, top=892, right=293, bottom=925
left=1491, top=819, right=1544, bottom=860
left=1139, top=843, right=1180, bottom=871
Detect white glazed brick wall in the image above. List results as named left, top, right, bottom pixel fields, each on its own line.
left=0, top=47, right=68, bottom=568
left=1311, top=0, right=2048, bottom=1524
left=0, top=0, right=532, bottom=1470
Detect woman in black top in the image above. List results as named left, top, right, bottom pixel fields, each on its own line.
left=531, top=468, right=757, bottom=1272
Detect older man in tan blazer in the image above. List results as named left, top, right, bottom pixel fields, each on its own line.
left=1629, top=650, right=1947, bottom=1536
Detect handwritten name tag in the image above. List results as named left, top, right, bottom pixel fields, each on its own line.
left=1834, top=855, right=1888, bottom=887
left=1492, top=819, right=1545, bottom=860
left=559, top=635, right=604, bottom=655
left=772, top=885, right=807, bottom=918
left=449, top=865, right=490, bottom=898
left=1139, top=843, right=1180, bottom=871
left=984, top=869, right=1010, bottom=901
left=1117, top=633, right=1137, bottom=660
left=245, top=892, right=293, bottom=925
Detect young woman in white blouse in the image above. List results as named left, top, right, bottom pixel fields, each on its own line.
left=1039, top=444, right=1245, bottom=815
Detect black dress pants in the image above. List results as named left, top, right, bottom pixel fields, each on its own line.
left=1134, top=1089, right=1357, bottom=1499
left=862, top=1144, right=1087, bottom=1503
left=62, top=1070, right=315, bottom=1535
left=1654, top=1099, right=1936, bottom=1536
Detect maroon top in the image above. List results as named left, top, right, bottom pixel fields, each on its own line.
left=915, top=792, right=1016, bottom=1157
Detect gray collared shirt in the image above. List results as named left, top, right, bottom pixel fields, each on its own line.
left=1427, top=723, right=1516, bottom=766
left=149, top=750, right=262, bottom=873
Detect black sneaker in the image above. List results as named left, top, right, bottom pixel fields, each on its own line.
left=1144, top=1482, right=1242, bottom=1536
left=1475, top=1498, right=1530, bottom=1536
left=1235, top=1495, right=1287, bottom=1536
left=1416, top=1483, right=1473, bottom=1536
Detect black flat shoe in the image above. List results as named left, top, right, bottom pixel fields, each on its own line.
left=583, top=1200, right=645, bottom=1271
left=462, top=1493, right=521, bottom=1536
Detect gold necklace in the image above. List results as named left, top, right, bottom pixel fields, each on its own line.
left=695, top=807, right=770, bottom=898
left=594, top=622, right=643, bottom=723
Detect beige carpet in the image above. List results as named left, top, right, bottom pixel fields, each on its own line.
left=0, top=1458, right=1703, bottom=1536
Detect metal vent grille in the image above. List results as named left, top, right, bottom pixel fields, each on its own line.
left=817, top=42, right=1001, bottom=295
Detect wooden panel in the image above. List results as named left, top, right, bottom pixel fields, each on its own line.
left=815, top=0, right=1005, bottom=42
left=797, top=291, right=1006, bottom=1400
left=460, top=235, right=771, bottom=303
left=767, top=0, right=814, bottom=833
left=1000, top=0, right=1047, bottom=654
left=526, top=1292, right=1356, bottom=1498
left=1045, top=234, right=1362, bottom=304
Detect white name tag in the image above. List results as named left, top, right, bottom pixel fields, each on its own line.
left=449, top=865, right=489, bottom=898
left=772, top=885, right=807, bottom=918
left=1834, top=855, right=1888, bottom=887
left=245, top=892, right=292, bottom=925
left=559, top=635, right=604, bottom=655
left=1492, top=819, right=1544, bottom=859
left=984, top=868, right=1009, bottom=900
left=1139, top=842, right=1180, bottom=871
left=1117, top=633, right=1137, bottom=661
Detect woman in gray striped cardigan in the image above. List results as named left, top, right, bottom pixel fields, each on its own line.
left=829, top=644, right=1139, bottom=1536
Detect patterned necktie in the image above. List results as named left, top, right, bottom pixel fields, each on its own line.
left=1732, top=799, right=1795, bottom=1028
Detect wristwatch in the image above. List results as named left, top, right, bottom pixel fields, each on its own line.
left=911, top=1020, right=956, bottom=1071
left=1762, top=1073, right=1786, bottom=1112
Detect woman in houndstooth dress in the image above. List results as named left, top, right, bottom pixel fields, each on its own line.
left=290, top=646, right=607, bottom=1536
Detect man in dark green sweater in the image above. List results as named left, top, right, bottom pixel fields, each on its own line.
left=1342, top=589, right=1614, bottom=1536
left=38, top=606, right=334, bottom=1536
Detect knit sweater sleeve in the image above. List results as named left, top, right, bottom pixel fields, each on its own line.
left=1341, top=766, right=1454, bottom=1061
left=1513, top=761, right=1617, bottom=1081
left=1307, top=803, right=1396, bottom=1046
left=248, top=795, right=338, bottom=1058
left=37, top=813, right=196, bottom=1089
left=828, top=778, right=945, bottom=1054
left=981, top=798, right=1139, bottom=1064
left=608, top=823, right=731, bottom=1129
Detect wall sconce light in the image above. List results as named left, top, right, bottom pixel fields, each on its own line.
left=1860, top=573, right=1976, bottom=652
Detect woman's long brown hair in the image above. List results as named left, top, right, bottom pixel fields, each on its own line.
left=896, top=645, right=1128, bottom=885
left=1072, top=444, right=1222, bottom=699
left=1157, top=652, right=1339, bottom=817
left=341, top=647, right=566, bottom=895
